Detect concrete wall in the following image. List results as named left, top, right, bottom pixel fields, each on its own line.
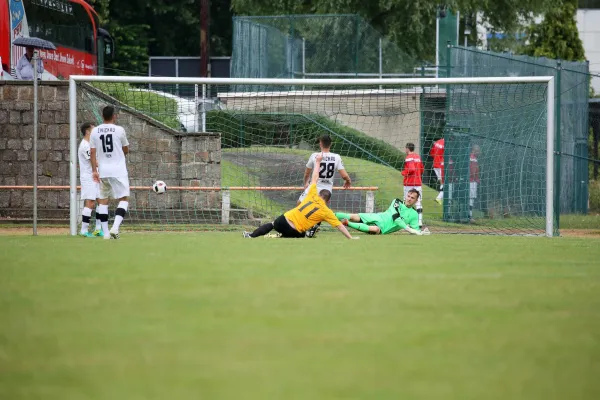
left=0, top=81, right=221, bottom=223
left=217, top=89, right=423, bottom=151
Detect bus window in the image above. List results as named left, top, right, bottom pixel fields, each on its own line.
left=25, top=0, right=94, bottom=52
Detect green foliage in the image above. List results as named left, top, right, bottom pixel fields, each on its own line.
left=590, top=180, right=600, bottom=213
left=90, top=83, right=181, bottom=129
left=87, top=0, right=233, bottom=75
left=206, top=111, right=406, bottom=170
left=231, top=0, right=559, bottom=63
left=524, top=0, right=586, bottom=61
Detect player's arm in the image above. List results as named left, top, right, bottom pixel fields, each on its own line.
left=90, top=147, right=99, bottom=183
left=401, top=159, right=413, bottom=177
left=324, top=210, right=357, bottom=239
left=403, top=213, right=422, bottom=235
left=336, top=224, right=356, bottom=239
left=393, top=208, right=422, bottom=236
left=302, top=168, right=312, bottom=188
left=310, top=153, right=323, bottom=185
left=339, top=169, right=351, bottom=189
left=121, top=130, right=130, bottom=155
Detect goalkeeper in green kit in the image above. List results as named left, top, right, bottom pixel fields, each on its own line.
left=335, top=189, right=429, bottom=235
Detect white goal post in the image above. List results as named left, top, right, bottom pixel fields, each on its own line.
left=68, top=76, right=555, bottom=237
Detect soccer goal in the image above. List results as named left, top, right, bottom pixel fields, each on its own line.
left=68, top=76, right=555, bottom=236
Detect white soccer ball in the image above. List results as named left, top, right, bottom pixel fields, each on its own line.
left=153, top=180, right=167, bottom=194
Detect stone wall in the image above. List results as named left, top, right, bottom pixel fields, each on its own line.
left=0, top=80, right=221, bottom=223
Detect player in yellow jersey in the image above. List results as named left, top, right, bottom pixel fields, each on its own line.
left=243, top=153, right=357, bottom=239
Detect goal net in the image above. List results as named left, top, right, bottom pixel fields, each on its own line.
left=69, top=77, right=555, bottom=236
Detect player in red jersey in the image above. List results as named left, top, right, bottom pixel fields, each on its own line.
left=469, top=145, right=481, bottom=221
left=429, top=138, right=445, bottom=204
left=402, top=143, right=424, bottom=228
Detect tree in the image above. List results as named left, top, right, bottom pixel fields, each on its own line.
left=88, top=0, right=153, bottom=74
left=523, top=0, right=586, bottom=61
left=230, top=0, right=560, bottom=62
left=88, top=0, right=234, bottom=75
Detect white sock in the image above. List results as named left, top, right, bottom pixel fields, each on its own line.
left=80, top=207, right=92, bottom=234
left=436, top=186, right=443, bottom=201
left=95, top=206, right=102, bottom=231
left=98, top=204, right=109, bottom=236
left=112, top=201, right=129, bottom=232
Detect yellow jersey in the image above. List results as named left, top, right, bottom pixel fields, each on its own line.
left=284, top=184, right=341, bottom=232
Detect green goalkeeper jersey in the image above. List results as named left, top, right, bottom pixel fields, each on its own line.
left=378, top=199, right=420, bottom=235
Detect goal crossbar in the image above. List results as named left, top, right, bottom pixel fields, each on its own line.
left=68, top=76, right=555, bottom=237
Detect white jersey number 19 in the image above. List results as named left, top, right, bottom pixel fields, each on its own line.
left=100, top=134, right=114, bottom=155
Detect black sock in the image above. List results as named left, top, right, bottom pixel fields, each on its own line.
left=250, top=222, right=274, bottom=238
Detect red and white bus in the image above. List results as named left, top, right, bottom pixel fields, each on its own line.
left=0, top=0, right=113, bottom=79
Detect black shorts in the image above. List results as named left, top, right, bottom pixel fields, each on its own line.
left=273, top=215, right=305, bottom=238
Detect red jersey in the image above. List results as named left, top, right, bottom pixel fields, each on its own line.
left=402, top=152, right=424, bottom=186
left=429, top=138, right=445, bottom=168
left=470, top=153, right=480, bottom=183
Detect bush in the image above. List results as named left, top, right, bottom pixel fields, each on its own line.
left=206, top=111, right=406, bottom=170
left=89, top=82, right=181, bottom=130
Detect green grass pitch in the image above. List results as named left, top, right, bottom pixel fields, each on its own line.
left=1, top=232, right=600, bottom=399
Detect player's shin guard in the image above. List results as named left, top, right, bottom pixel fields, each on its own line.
left=348, top=222, right=371, bottom=233
left=94, top=205, right=102, bottom=231
left=417, top=208, right=423, bottom=227
left=81, top=207, right=92, bottom=234
left=335, top=212, right=351, bottom=221
left=97, top=204, right=109, bottom=236
left=250, top=222, right=274, bottom=238
left=112, top=201, right=129, bottom=232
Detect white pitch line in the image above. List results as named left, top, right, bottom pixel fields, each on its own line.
left=401, top=272, right=597, bottom=280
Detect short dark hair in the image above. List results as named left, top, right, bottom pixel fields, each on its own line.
left=80, top=122, right=93, bottom=137
left=102, top=106, right=116, bottom=121
left=408, top=188, right=420, bottom=199
left=319, top=134, right=332, bottom=148
left=405, top=143, right=415, bottom=152
left=319, top=189, right=332, bottom=202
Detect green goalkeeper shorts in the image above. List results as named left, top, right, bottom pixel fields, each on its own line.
left=358, top=212, right=398, bottom=235
left=358, top=213, right=383, bottom=226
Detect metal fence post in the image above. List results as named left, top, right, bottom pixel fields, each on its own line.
left=366, top=191, right=375, bottom=213
left=555, top=61, right=562, bottom=231
left=33, top=51, right=39, bottom=236
left=221, top=190, right=231, bottom=224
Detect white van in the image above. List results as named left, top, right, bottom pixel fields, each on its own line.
left=127, top=88, right=220, bottom=133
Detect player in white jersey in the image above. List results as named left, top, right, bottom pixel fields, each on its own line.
left=78, top=122, right=103, bottom=237
left=90, top=106, right=130, bottom=240
left=298, top=135, right=351, bottom=237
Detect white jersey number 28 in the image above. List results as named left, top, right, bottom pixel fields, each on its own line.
left=319, top=162, right=335, bottom=179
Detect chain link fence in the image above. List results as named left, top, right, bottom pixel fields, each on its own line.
left=445, top=46, right=592, bottom=216
left=231, top=14, right=424, bottom=79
